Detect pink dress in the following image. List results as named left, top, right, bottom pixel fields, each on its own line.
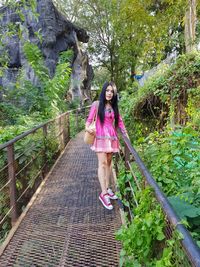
left=86, top=101, right=127, bottom=153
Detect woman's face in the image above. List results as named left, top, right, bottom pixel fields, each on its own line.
left=105, top=85, right=114, bottom=101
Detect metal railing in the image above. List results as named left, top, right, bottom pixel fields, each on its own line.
left=1, top=104, right=199, bottom=266
left=116, top=132, right=200, bottom=267
left=0, top=106, right=89, bottom=238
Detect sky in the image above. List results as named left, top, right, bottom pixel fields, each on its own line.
left=0, top=0, right=6, bottom=6
left=0, top=0, right=8, bottom=8
left=0, top=0, right=18, bottom=8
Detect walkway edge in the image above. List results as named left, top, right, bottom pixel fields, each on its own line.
left=0, top=140, right=72, bottom=256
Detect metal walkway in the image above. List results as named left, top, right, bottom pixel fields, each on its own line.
left=0, top=132, right=122, bottom=267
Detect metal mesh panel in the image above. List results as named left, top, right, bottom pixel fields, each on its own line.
left=0, top=132, right=121, bottom=266
left=164, top=219, right=194, bottom=267
left=0, top=149, right=12, bottom=237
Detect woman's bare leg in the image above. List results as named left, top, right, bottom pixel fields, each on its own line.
left=105, top=153, right=113, bottom=189
left=97, top=152, right=107, bottom=194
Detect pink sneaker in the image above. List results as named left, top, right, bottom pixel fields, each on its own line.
left=107, top=188, right=118, bottom=200
left=99, top=193, right=113, bottom=210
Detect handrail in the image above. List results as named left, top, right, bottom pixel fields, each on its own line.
left=0, top=106, right=89, bottom=230
left=0, top=112, right=70, bottom=150
left=120, top=132, right=200, bottom=267
left=0, top=105, right=92, bottom=150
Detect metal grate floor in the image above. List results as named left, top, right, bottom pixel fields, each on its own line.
left=0, top=132, right=122, bottom=267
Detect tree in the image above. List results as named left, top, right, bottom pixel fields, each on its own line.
left=184, top=0, right=197, bottom=53
left=52, top=0, right=199, bottom=89
left=53, top=0, right=136, bottom=88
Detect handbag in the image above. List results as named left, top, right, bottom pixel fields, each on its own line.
left=84, top=102, right=99, bottom=145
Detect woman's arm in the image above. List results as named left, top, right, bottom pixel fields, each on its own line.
left=118, top=114, right=129, bottom=138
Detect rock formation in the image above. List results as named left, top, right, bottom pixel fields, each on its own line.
left=0, top=0, right=93, bottom=103
left=68, top=31, right=94, bottom=104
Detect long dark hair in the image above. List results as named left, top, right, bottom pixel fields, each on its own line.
left=98, top=81, right=119, bottom=128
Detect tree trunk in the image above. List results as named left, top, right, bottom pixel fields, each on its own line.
left=184, top=0, right=197, bottom=53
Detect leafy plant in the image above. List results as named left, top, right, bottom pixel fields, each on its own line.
left=116, top=187, right=166, bottom=266
left=168, top=196, right=200, bottom=246
left=116, top=52, right=200, bottom=266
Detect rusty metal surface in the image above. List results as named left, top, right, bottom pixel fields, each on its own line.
left=0, top=132, right=121, bottom=267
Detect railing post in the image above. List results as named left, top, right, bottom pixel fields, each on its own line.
left=58, top=116, right=64, bottom=150
left=114, top=153, right=119, bottom=175
left=62, top=114, right=68, bottom=146
left=75, top=110, right=79, bottom=133
left=124, top=143, right=130, bottom=169
left=42, top=124, right=48, bottom=178
left=7, top=144, right=18, bottom=226
left=124, top=143, right=133, bottom=220
left=67, top=113, right=70, bottom=141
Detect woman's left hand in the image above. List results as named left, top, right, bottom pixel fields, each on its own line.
left=86, top=127, right=96, bottom=134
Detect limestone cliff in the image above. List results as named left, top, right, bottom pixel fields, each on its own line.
left=0, top=0, right=93, bottom=102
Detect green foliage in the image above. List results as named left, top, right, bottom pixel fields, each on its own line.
left=69, top=110, right=87, bottom=138
left=59, top=50, right=74, bottom=64
left=0, top=0, right=38, bottom=73
left=116, top=187, right=167, bottom=266
left=0, top=0, right=72, bottom=128
left=23, top=42, right=49, bottom=83
left=0, top=103, right=24, bottom=126
left=117, top=50, right=200, bottom=267
left=0, top=42, right=72, bottom=134
left=0, top=120, right=63, bottom=242
left=119, top=89, right=152, bottom=144
left=135, top=125, right=200, bottom=246
left=131, top=52, right=200, bottom=122
left=168, top=196, right=200, bottom=245
left=140, top=126, right=199, bottom=197
left=22, top=42, right=72, bottom=116
left=168, top=196, right=200, bottom=220
left=93, top=66, right=110, bottom=89
left=187, top=86, right=200, bottom=127
left=116, top=166, right=191, bottom=266
left=119, top=52, right=200, bottom=142
left=0, top=37, right=73, bottom=242
left=52, top=0, right=196, bottom=88
left=0, top=125, right=28, bottom=144
left=155, top=231, right=187, bottom=267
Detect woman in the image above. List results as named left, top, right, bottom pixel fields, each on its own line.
left=85, top=81, right=127, bottom=210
